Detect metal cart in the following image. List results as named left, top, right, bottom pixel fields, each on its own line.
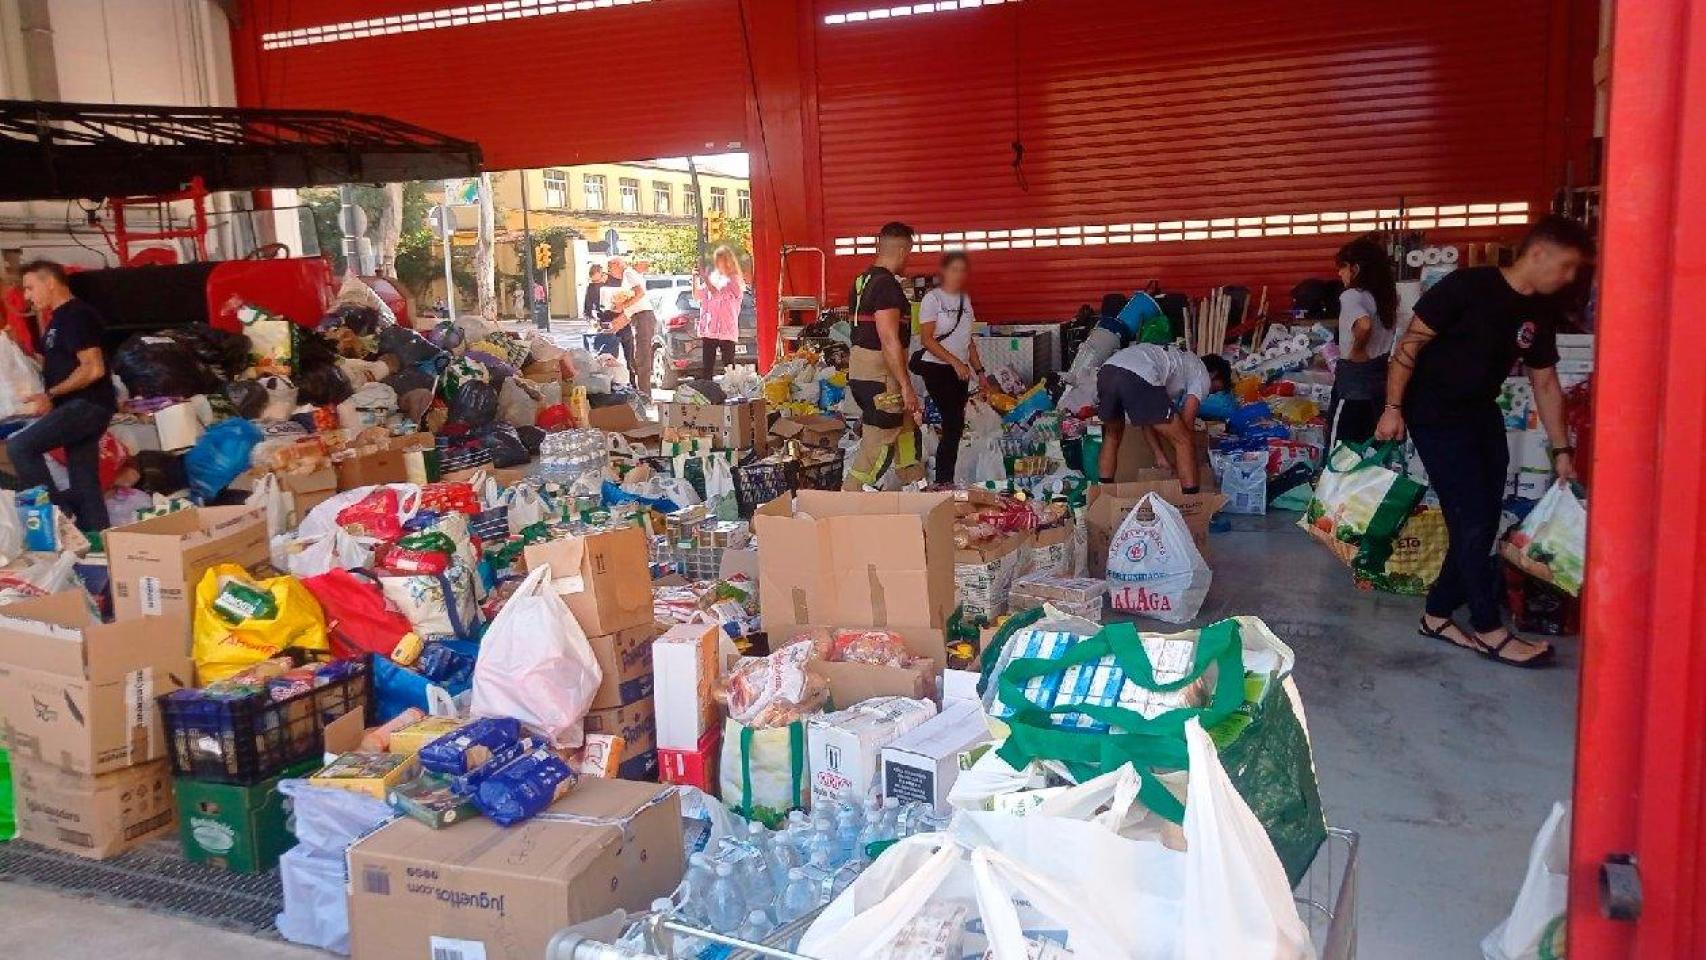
left=545, top=826, right=1360, bottom=960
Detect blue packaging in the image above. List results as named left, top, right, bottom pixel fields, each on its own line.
left=418, top=717, right=522, bottom=775
left=474, top=745, right=577, bottom=826
left=447, top=735, right=539, bottom=795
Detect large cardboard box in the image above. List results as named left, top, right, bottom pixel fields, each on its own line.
left=806, top=697, right=937, bottom=805
left=661, top=399, right=769, bottom=454
left=347, top=778, right=683, bottom=960
left=588, top=622, right=657, bottom=709
left=880, top=698, right=992, bottom=810
left=784, top=623, right=941, bottom=707
left=334, top=446, right=409, bottom=490
left=755, top=490, right=957, bottom=643
left=770, top=414, right=846, bottom=449
left=0, top=592, right=193, bottom=775
left=1111, top=426, right=1214, bottom=484
left=1085, top=476, right=1228, bottom=576
left=587, top=402, right=646, bottom=432
left=105, top=505, right=269, bottom=621
left=523, top=525, right=653, bottom=635
left=12, top=757, right=175, bottom=858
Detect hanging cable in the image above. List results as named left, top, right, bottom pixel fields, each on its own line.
left=1011, top=1, right=1027, bottom=193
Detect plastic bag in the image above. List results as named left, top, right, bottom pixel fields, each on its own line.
left=191, top=564, right=330, bottom=683
left=498, top=376, right=541, bottom=427
left=1211, top=449, right=1268, bottom=516
left=0, top=335, right=44, bottom=418
left=704, top=454, right=739, bottom=521
left=803, top=720, right=1312, bottom=960
left=337, top=382, right=397, bottom=430
left=337, top=487, right=409, bottom=541
left=246, top=472, right=292, bottom=538
left=378, top=324, right=443, bottom=367
left=302, top=568, right=415, bottom=659
left=184, top=417, right=263, bottom=502
left=719, top=717, right=810, bottom=827
left=1106, top=493, right=1211, bottom=622
left=1302, top=440, right=1428, bottom=573
left=0, top=551, right=79, bottom=606
left=475, top=422, right=529, bottom=468
left=379, top=564, right=481, bottom=641
left=257, top=375, right=298, bottom=420
left=280, top=529, right=374, bottom=579
left=278, top=778, right=395, bottom=855
left=1501, top=481, right=1587, bottom=596
left=447, top=378, right=499, bottom=428
left=505, top=485, right=548, bottom=529
left=955, top=398, right=1009, bottom=486
left=0, top=491, right=23, bottom=566
left=297, top=484, right=420, bottom=541
left=1482, top=803, right=1569, bottom=960
left=112, top=333, right=219, bottom=398
left=469, top=565, right=602, bottom=748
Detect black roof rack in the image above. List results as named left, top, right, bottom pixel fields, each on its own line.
left=0, top=99, right=482, bottom=201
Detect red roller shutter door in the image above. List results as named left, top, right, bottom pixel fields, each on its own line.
left=813, top=0, right=1584, bottom=320
left=231, top=0, right=748, bottom=169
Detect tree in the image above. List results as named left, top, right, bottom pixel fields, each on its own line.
left=638, top=217, right=754, bottom=276
left=394, top=228, right=474, bottom=303
left=474, top=174, right=497, bottom=319
left=300, top=182, right=431, bottom=274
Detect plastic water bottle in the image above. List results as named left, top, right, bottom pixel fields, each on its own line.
left=766, top=830, right=798, bottom=895
left=649, top=897, right=706, bottom=959
left=855, top=798, right=896, bottom=862
left=683, top=851, right=716, bottom=917
left=803, top=818, right=836, bottom=871
left=778, top=866, right=819, bottom=922
left=833, top=805, right=862, bottom=865
left=736, top=908, right=773, bottom=943
left=802, top=846, right=837, bottom=905
left=737, top=847, right=774, bottom=910
left=706, top=862, right=747, bottom=933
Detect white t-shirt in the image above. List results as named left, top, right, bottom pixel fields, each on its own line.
left=1104, top=344, right=1211, bottom=401
left=619, top=267, right=649, bottom=318
left=1337, top=288, right=1394, bottom=359
left=918, top=288, right=975, bottom=364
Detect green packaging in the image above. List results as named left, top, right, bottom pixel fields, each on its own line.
left=388, top=772, right=480, bottom=829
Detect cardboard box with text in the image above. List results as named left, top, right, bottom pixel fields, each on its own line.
left=105, top=506, right=269, bottom=621
left=881, top=698, right=992, bottom=810
left=587, top=622, right=658, bottom=709
left=1085, top=476, right=1228, bottom=576
left=523, top=525, right=653, bottom=635
left=12, top=757, right=175, bottom=859
left=661, top=399, right=768, bottom=454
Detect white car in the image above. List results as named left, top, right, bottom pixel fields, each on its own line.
left=645, top=275, right=695, bottom=320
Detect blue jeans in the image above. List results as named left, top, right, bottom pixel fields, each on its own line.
left=6, top=398, right=113, bottom=530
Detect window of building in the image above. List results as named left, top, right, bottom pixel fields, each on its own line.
left=652, top=182, right=672, bottom=214
left=583, top=174, right=606, bottom=210
left=619, top=177, right=640, bottom=213
left=684, top=189, right=699, bottom=217
left=737, top=188, right=752, bottom=219
left=709, top=186, right=728, bottom=214
left=541, top=169, right=568, bottom=209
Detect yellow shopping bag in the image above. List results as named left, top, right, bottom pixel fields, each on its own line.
left=192, top=564, right=330, bottom=683
left=1354, top=502, right=1447, bottom=596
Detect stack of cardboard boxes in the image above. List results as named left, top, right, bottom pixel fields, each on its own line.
left=654, top=621, right=725, bottom=790
left=522, top=523, right=660, bottom=780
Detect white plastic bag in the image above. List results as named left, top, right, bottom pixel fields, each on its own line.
left=0, top=551, right=80, bottom=606
left=0, top=334, right=44, bottom=418
left=1502, top=482, right=1587, bottom=596
left=281, top=530, right=374, bottom=579
left=1212, top=449, right=1268, bottom=515
left=297, top=483, right=422, bottom=542
left=804, top=720, right=1312, bottom=960
left=278, top=779, right=395, bottom=855
left=0, top=491, right=23, bottom=566
left=704, top=454, right=738, bottom=521
left=246, top=472, right=293, bottom=538
left=955, top=399, right=1009, bottom=486
left=1482, top=803, right=1569, bottom=960
left=498, top=376, right=541, bottom=427
left=505, top=484, right=548, bottom=529
left=469, top=564, right=602, bottom=748
left=276, top=849, right=354, bottom=954
left=1106, top=493, right=1212, bottom=622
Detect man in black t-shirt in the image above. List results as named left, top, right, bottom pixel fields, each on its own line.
left=7, top=260, right=116, bottom=530
left=1376, top=215, right=1592, bottom=668
left=844, top=221, right=925, bottom=489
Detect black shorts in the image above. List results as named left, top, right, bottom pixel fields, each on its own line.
left=1097, top=364, right=1174, bottom=425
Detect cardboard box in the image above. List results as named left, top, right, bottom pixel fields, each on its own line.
left=587, top=402, right=647, bottom=432
left=661, top=399, right=769, bottom=454
left=1085, top=477, right=1228, bottom=576
left=583, top=697, right=656, bottom=752
left=1111, top=427, right=1214, bottom=485
left=770, top=414, right=846, bottom=449
left=807, top=697, right=938, bottom=805
left=106, top=505, right=269, bottom=621
left=653, top=623, right=723, bottom=751
left=658, top=726, right=720, bottom=792
left=755, top=490, right=958, bottom=641
left=175, top=759, right=315, bottom=873
left=309, top=752, right=418, bottom=800
left=348, top=778, right=684, bottom=960
left=942, top=668, right=981, bottom=704
left=12, top=757, right=175, bottom=859
left=386, top=715, right=466, bottom=756
left=954, top=527, right=1033, bottom=622
left=522, top=359, right=562, bottom=383
left=523, top=525, right=654, bottom=635
left=335, top=446, right=410, bottom=490
left=781, top=623, right=942, bottom=707
left=0, top=591, right=193, bottom=775
left=880, top=699, right=992, bottom=810
left=588, top=622, right=658, bottom=709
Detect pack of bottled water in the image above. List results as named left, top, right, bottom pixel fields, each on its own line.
left=537, top=428, right=608, bottom=484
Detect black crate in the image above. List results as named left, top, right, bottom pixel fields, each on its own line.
left=733, top=459, right=796, bottom=518
left=159, top=657, right=372, bottom=785
left=469, top=505, right=509, bottom=542
left=796, top=451, right=846, bottom=492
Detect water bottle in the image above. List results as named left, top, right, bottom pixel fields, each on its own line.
left=880, top=796, right=901, bottom=837
left=833, top=805, right=862, bottom=865
left=683, top=851, right=716, bottom=918
left=766, top=830, right=798, bottom=895
left=706, top=862, right=747, bottom=933
left=737, top=845, right=774, bottom=910
left=803, top=846, right=837, bottom=905
left=648, top=897, right=706, bottom=959
left=803, top=819, right=836, bottom=871
left=735, top=908, right=773, bottom=943
left=777, top=866, right=819, bottom=922
left=855, top=801, right=892, bottom=862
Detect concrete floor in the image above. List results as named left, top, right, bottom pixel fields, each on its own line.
left=0, top=514, right=1576, bottom=959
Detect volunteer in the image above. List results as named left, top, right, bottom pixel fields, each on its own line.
left=692, top=246, right=745, bottom=377
left=913, top=251, right=985, bottom=484
left=6, top=260, right=116, bottom=530
left=1376, top=214, right=1590, bottom=669
left=1326, top=238, right=1399, bottom=448
left=843, top=221, right=926, bottom=490
left=1095, top=342, right=1228, bottom=490
left=607, top=255, right=658, bottom=396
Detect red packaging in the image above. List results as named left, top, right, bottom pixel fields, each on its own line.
left=301, top=568, right=413, bottom=659
left=536, top=404, right=571, bottom=430
left=336, top=487, right=404, bottom=540
left=420, top=481, right=481, bottom=515
left=377, top=544, right=451, bottom=575
left=658, top=726, right=720, bottom=792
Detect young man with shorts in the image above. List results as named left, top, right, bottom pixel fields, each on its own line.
left=1095, top=343, right=1229, bottom=490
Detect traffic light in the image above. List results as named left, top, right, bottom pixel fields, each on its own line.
left=707, top=211, right=727, bottom=238
left=533, top=241, right=552, bottom=270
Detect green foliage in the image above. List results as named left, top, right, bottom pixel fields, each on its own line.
left=394, top=227, right=474, bottom=301
left=299, top=182, right=432, bottom=273
left=639, top=218, right=753, bottom=276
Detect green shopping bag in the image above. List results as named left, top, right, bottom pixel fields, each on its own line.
left=986, top=615, right=1326, bottom=884
left=0, top=748, right=14, bottom=841
left=1302, top=440, right=1427, bottom=574
left=718, top=718, right=807, bottom=828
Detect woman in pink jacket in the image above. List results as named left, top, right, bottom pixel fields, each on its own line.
left=692, top=246, right=745, bottom=376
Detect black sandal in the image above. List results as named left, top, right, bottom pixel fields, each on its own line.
left=1470, top=630, right=1556, bottom=670
left=1418, top=615, right=1477, bottom=651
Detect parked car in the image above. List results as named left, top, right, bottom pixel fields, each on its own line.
left=653, top=286, right=759, bottom=388
left=645, top=275, right=695, bottom=319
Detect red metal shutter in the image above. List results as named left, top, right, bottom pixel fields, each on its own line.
left=812, top=0, right=1583, bottom=319
left=231, top=0, right=748, bottom=169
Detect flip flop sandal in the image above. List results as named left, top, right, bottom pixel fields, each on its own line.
left=1418, top=615, right=1477, bottom=652
left=1472, top=630, right=1557, bottom=670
